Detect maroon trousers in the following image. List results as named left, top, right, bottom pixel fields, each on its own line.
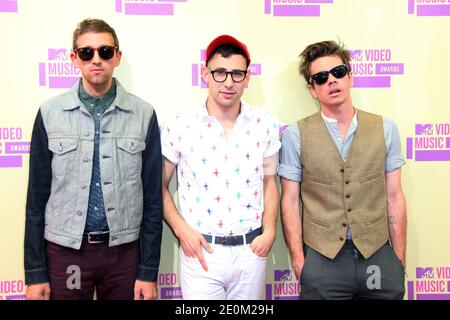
left=46, top=238, right=138, bottom=300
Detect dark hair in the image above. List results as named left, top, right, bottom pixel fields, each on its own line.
left=206, top=45, right=250, bottom=68
left=72, top=18, right=119, bottom=50
left=298, top=40, right=351, bottom=85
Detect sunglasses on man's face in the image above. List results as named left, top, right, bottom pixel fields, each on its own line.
left=310, top=64, right=350, bottom=85
left=74, top=46, right=118, bottom=61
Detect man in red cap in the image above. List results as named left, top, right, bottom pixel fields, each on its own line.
left=161, top=35, right=281, bottom=299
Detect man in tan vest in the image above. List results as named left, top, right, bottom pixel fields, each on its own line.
left=279, top=40, right=407, bottom=299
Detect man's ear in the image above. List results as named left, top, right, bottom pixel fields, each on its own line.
left=70, top=50, right=80, bottom=69
left=348, top=70, right=354, bottom=88
left=307, top=83, right=318, bottom=99
left=114, top=50, right=122, bottom=67
left=201, top=65, right=209, bottom=86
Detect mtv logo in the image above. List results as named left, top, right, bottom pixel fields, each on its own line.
left=350, top=50, right=363, bottom=61
left=274, top=269, right=293, bottom=282
left=48, top=49, right=69, bottom=61
left=415, top=124, right=433, bottom=136
left=416, top=267, right=434, bottom=279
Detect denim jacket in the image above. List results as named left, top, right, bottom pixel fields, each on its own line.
left=24, top=79, right=163, bottom=284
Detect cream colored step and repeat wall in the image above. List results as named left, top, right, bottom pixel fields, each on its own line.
left=0, top=0, right=449, bottom=300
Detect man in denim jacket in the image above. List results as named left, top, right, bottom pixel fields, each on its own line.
left=24, top=18, right=163, bottom=300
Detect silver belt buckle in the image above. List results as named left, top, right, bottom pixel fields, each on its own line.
left=87, top=231, right=108, bottom=244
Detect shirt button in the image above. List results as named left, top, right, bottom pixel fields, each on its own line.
left=94, top=207, right=98, bottom=211
left=95, top=183, right=100, bottom=187
left=96, top=113, right=101, bottom=117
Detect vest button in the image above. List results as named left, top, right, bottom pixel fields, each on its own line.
left=342, top=222, right=347, bottom=227
left=340, top=167, right=345, bottom=173
left=339, top=237, right=344, bottom=241
left=347, top=208, right=352, bottom=212
left=345, top=193, right=351, bottom=198
left=345, top=179, right=350, bottom=184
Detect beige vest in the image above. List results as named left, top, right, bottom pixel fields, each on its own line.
left=299, top=110, right=389, bottom=259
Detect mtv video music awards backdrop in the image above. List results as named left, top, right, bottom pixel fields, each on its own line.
left=0, top=0, right=449, bottom=300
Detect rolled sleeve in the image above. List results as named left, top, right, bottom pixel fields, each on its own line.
left=264, top=118, right=282, bottom=158
left=160, top=118, right=181, bottom=165
left=278, top=124, right=302, bottom=182
left=384, top=117, right=406, bottom=173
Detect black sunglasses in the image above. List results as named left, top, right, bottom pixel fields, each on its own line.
left=310, top=64, right=349, bottom=85
left=74, top=46, right=118, bottom=61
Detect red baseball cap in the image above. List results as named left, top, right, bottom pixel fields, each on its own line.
left=205, top=34, right=251, bottom=65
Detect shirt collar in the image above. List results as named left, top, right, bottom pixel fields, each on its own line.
left=78, top=78, right=116, bottom=106
left=198, top=100, right=252, bottom=121
left=320, top=109, right=358, bottom=126
left=63, top=78, right=133, bottom=112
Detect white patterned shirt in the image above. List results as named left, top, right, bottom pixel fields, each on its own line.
left=161, top=102, right=281, bottom=237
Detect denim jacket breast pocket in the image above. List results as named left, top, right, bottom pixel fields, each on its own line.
left=48, top=137, right=79, bottom=178
left=116, top=138, right=146, bottom=180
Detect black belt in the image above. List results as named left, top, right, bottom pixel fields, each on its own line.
left=203, top=228, right=262, bottom=246
left=84, top=231, right=109, bottom=244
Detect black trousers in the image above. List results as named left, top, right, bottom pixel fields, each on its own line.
left=47, top=239, right=138, bottom=300
left=300, top=241, right=405, bottom=300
